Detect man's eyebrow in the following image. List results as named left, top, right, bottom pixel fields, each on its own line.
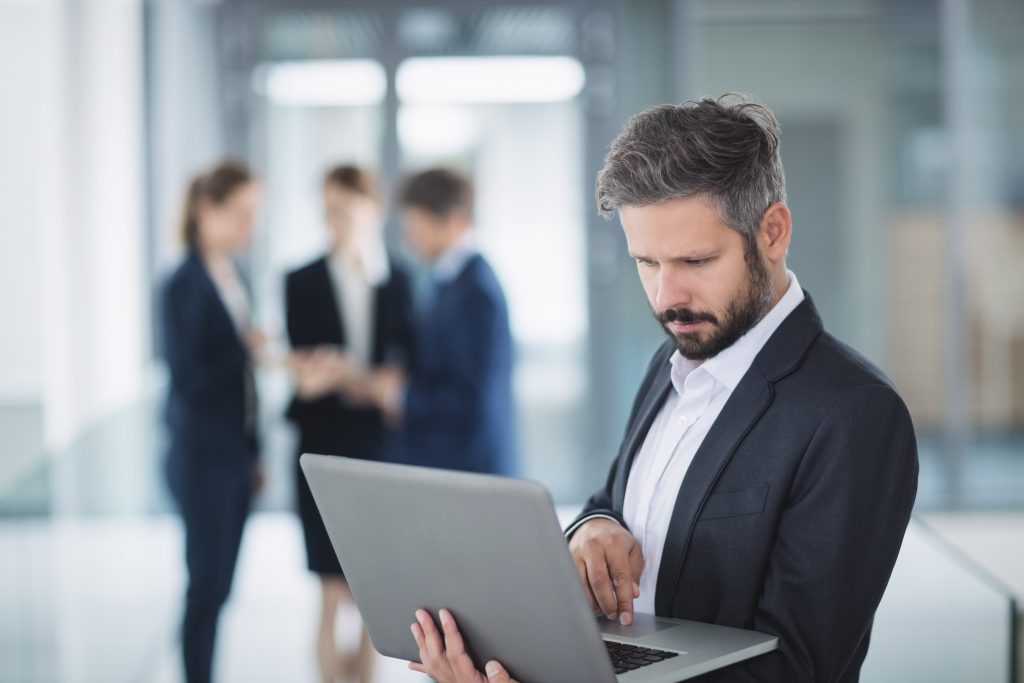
left=627, top=250, right=720, bottom=261
left=670, top=250, right=720, bottom=261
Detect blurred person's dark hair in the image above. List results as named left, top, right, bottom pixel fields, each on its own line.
left=180, top=160, right=254, bottom=248
left=324, top=164, right=379, bottom=201
left=400, top=168, right=474, bottom=220
left=596, top=93, right=786, bottom=254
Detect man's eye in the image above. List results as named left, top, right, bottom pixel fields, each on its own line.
left=688, top=258, right=711, bottom=266
left=636, top=259, right=657, bottom=268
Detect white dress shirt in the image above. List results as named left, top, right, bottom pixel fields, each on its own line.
left=206, top=257, right=251, bottom=339
left=622, top=271, right=805, bottom=615
left=432, top=230, right=478, bottom=284
left=327, top=240, right=389, bottom=372
left=205, top=256, right=257, bottom=432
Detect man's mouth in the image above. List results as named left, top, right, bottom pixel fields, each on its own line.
left=668, top=320, right=706, bottom=332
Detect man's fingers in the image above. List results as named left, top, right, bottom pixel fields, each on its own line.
left=440, top=609, right=486, bottom=683
left=484, top=660, right=518, bottom=682
left=575, top=558, right=600, bottom=612
left=570, top=518, right=647, bottom=623
left=629, top=542, right=645, bottom=584
left=410, top=623, right=431, bottom=674
left=629, top=543, right=644, bottom=600
left=605, top=549, right=637, bottom=625
left=415, top=610, right=449, bottom=673
left=584, top=554, right=620, bottom=619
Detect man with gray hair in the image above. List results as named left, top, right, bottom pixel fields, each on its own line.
left=411, top=94, right=918, bottom=683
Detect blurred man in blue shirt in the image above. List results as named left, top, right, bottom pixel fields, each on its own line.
left=364, top=168, right=516, bottom=475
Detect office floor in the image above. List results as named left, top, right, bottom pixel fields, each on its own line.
left=0, top=513, right=427, bottom=683
left=1, top=508, right=1021, bottom=683
left=2, top=400, right=1023, bottom=682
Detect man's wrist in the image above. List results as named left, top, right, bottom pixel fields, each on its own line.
left=564, top=513, right=623, bottom=540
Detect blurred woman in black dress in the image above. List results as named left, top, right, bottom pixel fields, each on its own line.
left=285, top=165, right=414, bottom=683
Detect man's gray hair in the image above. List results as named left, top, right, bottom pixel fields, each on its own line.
left=596, top=93, right=786, bottom=251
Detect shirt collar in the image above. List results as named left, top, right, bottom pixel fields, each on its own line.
left=668, top=270, right=805, bottom=393
left=432, top=230, right=478, bottom=283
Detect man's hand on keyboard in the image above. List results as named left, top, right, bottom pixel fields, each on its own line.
left=568, top=518, right=643, bottom=625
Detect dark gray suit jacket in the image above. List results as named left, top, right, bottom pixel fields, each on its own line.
left=570, top=294, right=918, bottom=682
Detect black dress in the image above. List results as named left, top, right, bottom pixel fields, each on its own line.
left=285, top=255, right=414, bottom=575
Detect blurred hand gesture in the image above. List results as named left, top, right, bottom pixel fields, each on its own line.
left=289, top=346, right=358, bottom=400
left=246, top=328, right=269, bottom=363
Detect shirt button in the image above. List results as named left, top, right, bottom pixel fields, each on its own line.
left=677, top=415, right=689, bottom=426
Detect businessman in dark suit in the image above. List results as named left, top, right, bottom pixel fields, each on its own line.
left=366, top=168, right=516, bottom=475
left=409, top=96, right=918, bottom=683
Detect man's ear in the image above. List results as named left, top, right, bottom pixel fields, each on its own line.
left=758, top=203, right=792, bottom=264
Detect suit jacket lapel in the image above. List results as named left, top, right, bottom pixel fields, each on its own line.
left=614, top=363, right=673, bottom=511
left=652, top=294, right=824, bottom=615
left=191, top=252, right=245, bottom=353
left=370, top=274, right=391, bottom=365
left=653, top=369, right=773, bottom=615
left=315, top=257, right=347, bottom=347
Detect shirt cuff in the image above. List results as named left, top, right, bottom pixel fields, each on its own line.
left=564, top=513, right=623, bottom=539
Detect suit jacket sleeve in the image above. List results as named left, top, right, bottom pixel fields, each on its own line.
left=698, top=383, right=918, bottom=682
left=404, top=285, right=501, bottom=429
left=161, top=275, right=244, bottom=401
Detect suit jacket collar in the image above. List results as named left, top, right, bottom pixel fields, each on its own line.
left=651, top=293, right=824, bottom=614
left=311, top=256, right=347, bottom=347
left=186, top=249, right=248, bottom=353
left=614, top=344, right=674, bottom=510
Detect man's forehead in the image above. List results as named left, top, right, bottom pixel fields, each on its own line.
left=619, top=196, right=721, bottom=223
left=620, top=201, right=733, bottom=251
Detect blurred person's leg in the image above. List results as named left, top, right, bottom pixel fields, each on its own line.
left=175, top=458, right=252, bottom=683
left=355, top=623, right=376, bottom=683
left=317, top=577, right=346, bottom=683
left=317, top=577, right=377, bottom=683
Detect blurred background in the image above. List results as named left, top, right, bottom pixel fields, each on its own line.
left=1, top=0, right=1022, bottom=681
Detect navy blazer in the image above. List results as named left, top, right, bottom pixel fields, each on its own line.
left=161, top=250, right=257, bottom=464
left=285, top=256, right=414, bottom=458
left=403, top=254, right=516, bottom=475
left=570, top=295, right=918, bottom=682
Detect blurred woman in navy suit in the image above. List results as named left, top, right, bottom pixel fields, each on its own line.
left=161, top=161, right=263, bottom=683
left=285, top=165, right=414, bottom=683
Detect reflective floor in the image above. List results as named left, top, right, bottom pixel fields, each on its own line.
left=0, top=513, right=425, bottom=683
left=3, top=508, right=1021, bottom=683
left=2, top=398, right=1022, bottom=683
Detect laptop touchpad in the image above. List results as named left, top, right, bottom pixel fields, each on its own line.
left=598, top=614, right=679, bottom=638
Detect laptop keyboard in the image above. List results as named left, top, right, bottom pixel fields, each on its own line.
left=604, top=640, right=679, bottom=675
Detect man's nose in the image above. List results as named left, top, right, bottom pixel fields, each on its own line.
left=656, top=268, right=692, bottom=312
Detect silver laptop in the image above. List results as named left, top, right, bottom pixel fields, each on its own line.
left=300, top=453, right=778, bottom=682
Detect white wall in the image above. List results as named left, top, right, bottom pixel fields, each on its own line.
left=0, top=1, right=50, bottom=405
left=689, top=1, right=890, bottom=362
left=0, top=0, right=149, bottom=455
left=148, top=0, right=225, bottom=272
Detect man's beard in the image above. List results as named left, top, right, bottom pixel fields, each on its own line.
left=655, top=250, right=775, bottom=361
